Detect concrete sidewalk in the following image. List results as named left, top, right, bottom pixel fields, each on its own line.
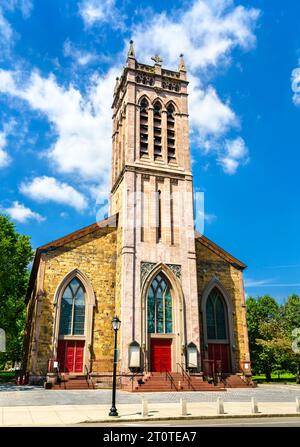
left=0, top=401, right=300, bottom=426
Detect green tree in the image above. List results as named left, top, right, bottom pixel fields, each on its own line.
left=255, top=318, right=291, bottom=381
left=246, top=295, right=280, bottom=380
left=0, top=214, right=33, bottom=369
left=281, top=295, right=300, bottom=383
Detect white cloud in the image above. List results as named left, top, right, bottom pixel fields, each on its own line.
left=0, top=0, right=33, bottom=57
left=0, top=131, right=11, bottom=168
left=0, top=67, right=119, bottom=187
left=3, top=201, right=45, bottom=223
left=79, top=0, right=124, bottom=29
left=20, top=176, right=88, bottom=211
left=0, top=9, right=13, bottom=54
left=132, top=0, right=259, bottom=71
left=0, top=0, right=259, bottom=195
left=131, top=0, right=259, bottom=174
left=291, top=63, right=300, bottom=106
left=218, top=137, right=249, bottom=174
left=3, top=1, right=33, bottom=17
left=63, top=40, right=97, bottom=66
left=189, top=77, right=237, bottom=138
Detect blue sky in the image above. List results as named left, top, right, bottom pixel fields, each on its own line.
left=0, top=0, right=300, bottom=302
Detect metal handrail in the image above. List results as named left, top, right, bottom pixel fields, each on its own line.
left=129, top=371, right=144, bottom=391
left=176, top=362, right=195, bottom=391
left=165, top=369, right=178, bottom=391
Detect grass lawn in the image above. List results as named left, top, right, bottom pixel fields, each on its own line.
left=252, top=373, right=298, bottom=384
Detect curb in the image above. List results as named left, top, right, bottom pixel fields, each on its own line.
left=79, top=412, right=300, bottom=424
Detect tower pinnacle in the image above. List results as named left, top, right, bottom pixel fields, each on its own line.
left=127, top=40, right=135, bottom=58
left=179, top=54, right=186, bottom=72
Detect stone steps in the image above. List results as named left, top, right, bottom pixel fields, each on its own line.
left=123, top=372, right=226, bottom=392
left=52, top=377, right=94, bottom=390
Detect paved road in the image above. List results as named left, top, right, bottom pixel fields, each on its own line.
left=76, top=416, right=300, bottom=427
left=0, top=384, right=300, bottom=407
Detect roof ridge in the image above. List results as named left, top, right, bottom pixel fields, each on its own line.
left=195, top=231, right=246, bottom=270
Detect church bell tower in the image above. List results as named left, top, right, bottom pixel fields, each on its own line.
left=110, top=42, right=201, bottom=372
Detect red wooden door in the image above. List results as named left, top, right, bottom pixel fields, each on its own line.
left=74, top=341, right=84, bottom=373
left=150, top=339, right=172, bottom=372
left=208, top=343, right=230, bottom=372
left=57, top=340, right=85, bottom=373
left=66, top=341, right=75, bottom=372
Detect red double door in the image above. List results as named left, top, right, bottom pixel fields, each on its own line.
left=57, top=340, right=85, bottom=373
left=207, top=343, right=230, bottom=373
left=150, top=339, right=172, bottom=372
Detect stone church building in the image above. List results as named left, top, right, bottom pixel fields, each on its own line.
left=24, top=43, right=251, bottom=388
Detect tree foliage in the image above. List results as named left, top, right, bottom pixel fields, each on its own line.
left=0, top=214, right=33, bottom=369
left=246, top=294, right=300, bottom=382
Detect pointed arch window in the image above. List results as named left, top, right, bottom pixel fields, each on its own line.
left=147, top=274, right=172, bottom=334
left=59, top=278, right=85, bottom=336
left=167, top=104, right=176, bottom=162
left=140, top=98, right=149, bottom=156
left=206, top=288, right=227, bottom=340
left=153, top=101, right=162, bottom=158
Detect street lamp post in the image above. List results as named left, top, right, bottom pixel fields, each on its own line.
left=109, top=316, right=121, bottom=417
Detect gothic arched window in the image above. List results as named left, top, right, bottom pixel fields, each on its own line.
left=167, top=104, right=176, bottom=162
left=153, top=101, right=162, bottom=158
left=59, top=278, right=85, bottom=336
left=147, top=274, right=172, bottom=334
left=140, top=98, right=149, bottom=156
left=206, top=288, right=227, bottom=340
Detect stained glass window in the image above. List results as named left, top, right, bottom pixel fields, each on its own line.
left=59, top=278, right=85, bottom=336
left=206, top=288, right=227, bottom=340
left=147, top=273, right=173, bottom=333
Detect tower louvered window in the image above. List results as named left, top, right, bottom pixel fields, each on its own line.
left=140, top=98, right=149, bottom=156
left=167, top=104, right=176, bottom=161
left=153, top=101, right=162, bottom=158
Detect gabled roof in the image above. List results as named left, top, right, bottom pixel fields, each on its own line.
left=195, top=231, right=246, bottom=270
left=25, top=214, right=118, bottom=303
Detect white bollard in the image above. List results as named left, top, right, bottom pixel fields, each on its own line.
left=217, top=397, right=224, bottom=415
left=180, top=398, right=187, bottom=416
left=142, top=398, right=148, bottom=417
left=251, top=397, right=259, bottom=414
left=296, top=397, right=300, bottom=413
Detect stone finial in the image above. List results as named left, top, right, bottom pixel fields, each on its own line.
left=128, top=40, right=135, bottom=58
left=179, top=53, right=186, bottom=72
left=113, top=77, right=120, bottom=96
left=151, top=54, right=163, bottom=66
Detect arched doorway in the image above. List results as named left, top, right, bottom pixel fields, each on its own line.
left=147, top=273, right=172, bottom=372
left=202, top=283, right=235, bottom=374
left=53, top=270, right=95, bottom=374
left=142, top=266, right=185, bottom=373
left=57, top=278, right=86, bottom=373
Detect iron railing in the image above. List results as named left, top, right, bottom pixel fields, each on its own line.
left=176, top=362, right=195, bottom=391
left=165, top=369, right=178, bottom=391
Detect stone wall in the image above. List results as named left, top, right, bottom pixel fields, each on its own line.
left=26, top=226, right=118, bottom=375
left=195, top=238, right=249, bottom=372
